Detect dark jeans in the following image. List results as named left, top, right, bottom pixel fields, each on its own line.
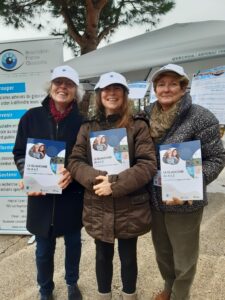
left=95, top=238, right=138, bottom=294
left=36, top=230, right=81, bottom=296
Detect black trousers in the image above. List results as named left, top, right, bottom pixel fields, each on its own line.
left=95, top=237, right=138, bottom=294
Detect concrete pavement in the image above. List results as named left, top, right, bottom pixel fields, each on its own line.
left=0, top=193, right=225, bottom=300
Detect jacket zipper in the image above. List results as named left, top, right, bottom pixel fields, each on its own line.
left=51, top=122, right=58, bottom=226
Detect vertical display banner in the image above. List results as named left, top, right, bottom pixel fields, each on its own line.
left=190, top=65, right=225, bottom=194
left=0, top=37, right=63, bottom=234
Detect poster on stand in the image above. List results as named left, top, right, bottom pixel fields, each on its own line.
left=128, top=81, right=150, bottom=99
left=0, top=37, right=63, bottom=234
left=190, top=65, right=225, bottom=194
left=190, top=65, right=225, bottom=123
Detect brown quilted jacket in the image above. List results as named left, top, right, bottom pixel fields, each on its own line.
left=68, top=115, right=157, bottom=243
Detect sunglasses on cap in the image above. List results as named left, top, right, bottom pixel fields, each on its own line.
left=52, top=78, right=76, bottom=88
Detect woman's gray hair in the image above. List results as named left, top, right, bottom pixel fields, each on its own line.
left=44, top=81, right=84, bottom=102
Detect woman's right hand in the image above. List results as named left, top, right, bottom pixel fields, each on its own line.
left=18, top=180, right=24, bottom=190
left=18, top=180, right=46, bottom=196
left=93, top=175, right=112, bottom=196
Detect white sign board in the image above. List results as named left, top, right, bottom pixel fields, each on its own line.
left=0, top=37, right=63, bottom=234
left=190, top=65, right=225, bottom=123
left=128, top=81, right=150, bottom=99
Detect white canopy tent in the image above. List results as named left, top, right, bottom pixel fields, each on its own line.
left=67, top=20, right=225, bottom=194
left=66, top=20, right=225, bottom=87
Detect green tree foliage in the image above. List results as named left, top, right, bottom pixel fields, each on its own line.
left=0, top=0, right=175, bottom=55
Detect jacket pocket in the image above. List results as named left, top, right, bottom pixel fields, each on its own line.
left=128, top=192, right=152, bottom=235
left=82, top=193, right=106, bottom=239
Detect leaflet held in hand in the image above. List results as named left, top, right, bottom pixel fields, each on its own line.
left=159, top=140, right=203, bottom=201
left=24, top=138, right=66, bottom=194
left=90, top=128, right=130, bottom=175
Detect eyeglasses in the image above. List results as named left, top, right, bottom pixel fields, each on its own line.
left=52, top=78, right=75, bottom=88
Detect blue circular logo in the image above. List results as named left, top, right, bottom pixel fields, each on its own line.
left=2, top=51, right=17, bottom=70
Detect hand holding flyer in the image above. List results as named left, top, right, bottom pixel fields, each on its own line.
left=159, top=140, right=203, bottom=201
left=23, top=138, right=66, bottom=194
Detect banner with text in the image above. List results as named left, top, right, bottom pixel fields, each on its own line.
left=0, top=37, right=63, bottom=234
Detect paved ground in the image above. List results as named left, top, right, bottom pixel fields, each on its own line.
left=0, top=193, right=225, bottom=300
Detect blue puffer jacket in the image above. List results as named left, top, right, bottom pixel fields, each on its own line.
left=145, top=93, right=225, bottom=213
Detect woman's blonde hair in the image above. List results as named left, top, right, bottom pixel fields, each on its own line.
left=153, top=71, right=189, bottom=92
left=94, top=87, right=133, bottom=128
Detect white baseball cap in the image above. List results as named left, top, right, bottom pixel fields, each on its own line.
left=151, top=64, right=189, bottom=82
left=51, top=65, right=79, bottom=86
left=94, top=71, right=129, bottom=91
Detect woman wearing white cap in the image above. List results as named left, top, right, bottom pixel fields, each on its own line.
left=145, top=64, right=225, bottom=300
left=13, top=65, right=84, bottom=300
left=68, top=71, right=157, bottom=300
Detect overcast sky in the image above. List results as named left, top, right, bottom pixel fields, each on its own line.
left=1, top=0, right=225, bottom=61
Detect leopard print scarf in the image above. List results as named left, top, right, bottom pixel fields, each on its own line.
left=149, top=100, right=181, bottom=143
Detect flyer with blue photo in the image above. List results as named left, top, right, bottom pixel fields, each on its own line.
left=23, top=138, right=65, bottom=194
left=90, top=128, right=130, bottom=175
left=159, top=140, right=203, bottom=201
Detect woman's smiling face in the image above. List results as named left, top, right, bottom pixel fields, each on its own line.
left=155, top=73, right=186, bottom=111
left=50, top=77, right=77, bottom=112
left=100, top=84, right=125, bottom=115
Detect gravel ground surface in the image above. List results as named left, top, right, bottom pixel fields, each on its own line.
left=0, top=193, right=225, bottom=300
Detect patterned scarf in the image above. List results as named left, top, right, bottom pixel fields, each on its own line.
left=149, top=100, right=181, bottom=143
left=49, top=98, right=73, bottom=123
